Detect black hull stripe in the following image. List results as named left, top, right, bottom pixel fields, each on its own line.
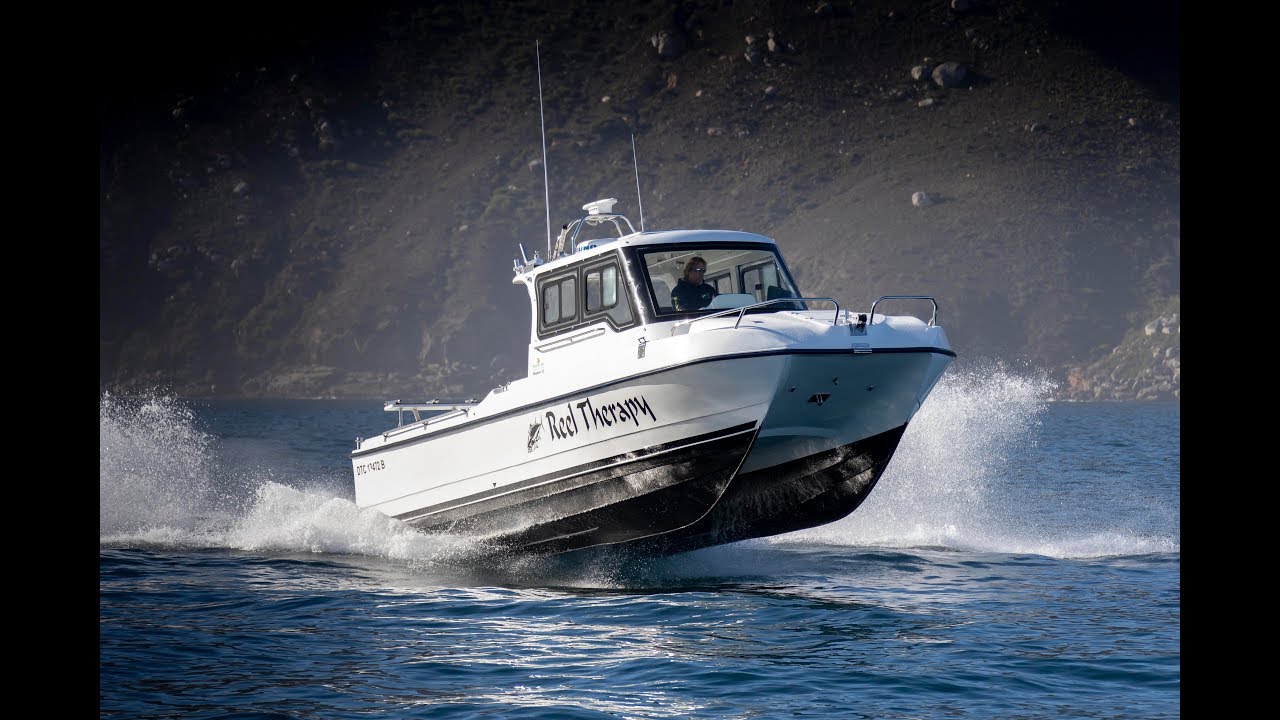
left=393, top=420, right=758, bottom=522
left=353, top=346, right=951, bottom=458
left=490, top=423, right=763, bottom=554
left=623, top=422, right=909, bottom=557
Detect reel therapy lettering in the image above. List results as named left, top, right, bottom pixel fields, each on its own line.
left=538, top=394, right=658, bottom=443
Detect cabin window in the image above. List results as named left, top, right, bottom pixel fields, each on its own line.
left=585, top=269, right=604, bottom=312
left=638, top=244, right=802, bottom=315
left=541, top=275, right=577, bottom=327
left=708, top=273, right=732, bottom=294
left=741, top=263, right=777, bottom=302
left=742, top=260, right=800, bottom=307
left=584, top=262, right=634, bottom=326
left=537, top=258, right=636, bottom=339
left=602, top=266, right=618, bottom=307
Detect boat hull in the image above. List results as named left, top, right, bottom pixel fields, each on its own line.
left=628, top=422, right=907, bottom=556
left=623, top=347, right=941, bottom=555
left=353, top=347, right=949, bottom=557
left=398, top=421, right=759, bottom=554
left=353, top=356, right=787, bottom=550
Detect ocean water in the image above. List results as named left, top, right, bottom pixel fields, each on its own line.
left=99, top=364, right=1179, bottom=719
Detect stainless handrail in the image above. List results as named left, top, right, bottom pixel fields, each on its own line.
left=380, top=409, right=470, bottom=438
left=675, top=297, right=840, bottom=334
left=867, top=295, right=938, bottom=326
left=565, top=213, right=637, bottom=252
left=385, top=399, right=478, bottom=427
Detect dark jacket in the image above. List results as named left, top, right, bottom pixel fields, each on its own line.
left=671, top=278, right=718, bottom=311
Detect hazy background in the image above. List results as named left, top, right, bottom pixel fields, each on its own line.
left=99, top=0, right=1180, bottom=401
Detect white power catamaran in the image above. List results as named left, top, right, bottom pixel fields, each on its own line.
left=351, top=196, right=955, bottom=556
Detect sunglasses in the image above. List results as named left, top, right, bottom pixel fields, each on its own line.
left=689, top=267, right=706, bottom=273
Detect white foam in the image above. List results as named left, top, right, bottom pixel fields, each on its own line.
left=100, top=390, right=217, bottom=535
left=99, top=390, right=498, bottom=567
left=100, top=368, right=1178, bottom=570
left=774, top=358, right=1179, bottom=558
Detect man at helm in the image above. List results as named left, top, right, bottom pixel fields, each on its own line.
left=671, top=256, right=718, bottom=311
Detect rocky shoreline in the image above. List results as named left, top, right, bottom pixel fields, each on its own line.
left=1058, top=301, right=1180, bottom=402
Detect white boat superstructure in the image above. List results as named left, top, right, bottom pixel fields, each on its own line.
left=351, top=199, right=954, bottom=556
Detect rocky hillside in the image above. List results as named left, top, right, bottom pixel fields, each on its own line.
left=1063, top=294, right=1179, bottom=401
left=99, top=0, right=1180, bottom=401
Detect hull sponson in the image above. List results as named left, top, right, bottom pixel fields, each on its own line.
left=397, top=422, right=759, bottom=554
left=630, top=422, right=907, bottom=556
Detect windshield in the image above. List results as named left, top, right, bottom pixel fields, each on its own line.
left=638, top=245, right=801, bottom=314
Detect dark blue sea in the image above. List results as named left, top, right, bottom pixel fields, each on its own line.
left=99, top=365, right=1180, bottom=719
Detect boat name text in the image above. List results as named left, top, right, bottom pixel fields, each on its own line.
left=540, top=395, right=659, bottom=443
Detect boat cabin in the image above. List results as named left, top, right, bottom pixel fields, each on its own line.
left=513, top=199, right=804, bottom=343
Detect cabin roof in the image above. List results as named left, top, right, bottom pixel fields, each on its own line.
left=513, top=227, right=778, bottom=284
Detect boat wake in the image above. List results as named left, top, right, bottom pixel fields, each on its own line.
left=99, top=365, right=1176, bottom=579
left=99, top=391, right=494, bottom=566
left=773, top=357, right=1179, bottom=558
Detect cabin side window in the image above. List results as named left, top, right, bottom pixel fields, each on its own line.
left=585, top=270, right=603, bottom=312
left=540, top=274, right=577, bottom=328
left=708, top=273, right=732, bottom=295
left=584, top=262, right=634, bottom=326
left=537, top=256, right=637, bottom=338
left=742, top=263, right=776, bottom=302
left=742, top=260, right=801, bottom=307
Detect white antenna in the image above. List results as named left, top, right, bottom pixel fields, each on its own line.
left=631, top=133, right=645, bottom=231
left=537, top=40, right=552, bottom=255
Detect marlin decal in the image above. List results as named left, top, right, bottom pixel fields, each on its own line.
left=527, top=421, right=542, bottom=453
